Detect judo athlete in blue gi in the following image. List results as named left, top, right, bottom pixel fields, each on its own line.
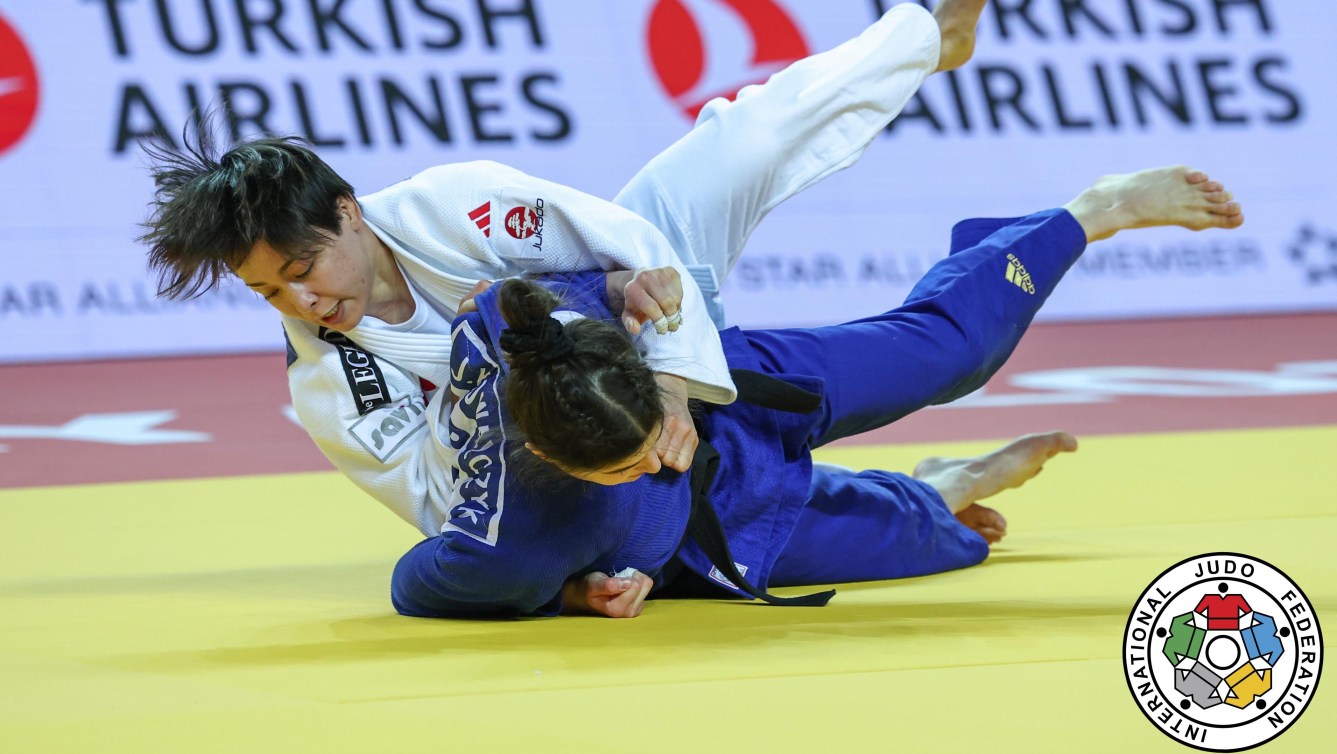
left=392, top=164, right=1246, bottom=619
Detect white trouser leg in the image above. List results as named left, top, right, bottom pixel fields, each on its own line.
left=613, top=3, right=941, bottom=326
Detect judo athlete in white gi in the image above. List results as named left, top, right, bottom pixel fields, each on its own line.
left=141, top=0, right=990, bottom=522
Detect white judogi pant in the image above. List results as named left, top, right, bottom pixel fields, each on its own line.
left=612, top=3, right=941, bottom=326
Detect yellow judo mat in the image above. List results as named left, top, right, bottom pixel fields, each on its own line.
left=2, top=426, right=1331, bottom=753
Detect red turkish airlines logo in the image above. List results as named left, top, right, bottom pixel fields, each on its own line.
left=0, top=13, right=40, bottom=156
left=646, top=0, right=808, bottom=120
left=505, top=206, right=539, bottom=239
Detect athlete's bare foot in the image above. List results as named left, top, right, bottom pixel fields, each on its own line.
left=955, top=503, right=1007, bottom=545
left=933, top=0, right=989, bottom=72
left=1063, top=166, right=1245, bottom=243
left=913, top=431, right=1077, bottom=542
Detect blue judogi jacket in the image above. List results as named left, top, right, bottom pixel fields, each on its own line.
left=391, top=272, right=822, bottom=617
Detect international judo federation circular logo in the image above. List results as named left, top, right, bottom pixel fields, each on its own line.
left=1123, top=554, right=1323, bottom=751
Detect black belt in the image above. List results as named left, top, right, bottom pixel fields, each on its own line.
left=681, top=369, right=835, bottom=607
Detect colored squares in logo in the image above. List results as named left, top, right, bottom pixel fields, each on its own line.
left=1174, top=661, right=1225, bottom=710
left=0, top=13, right=40, bottom=156
left=1224, top=665, right=1272, bottom=709
left=1241, top=612, right=1285, bottom=665
left=1162, top=611, right=1205, bottom=666
left=1161, top=597, right=1287, bottom=714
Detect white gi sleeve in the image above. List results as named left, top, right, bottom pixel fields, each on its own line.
left=282, top=319, right=452, bottom=537
left=359, top=161, right=737, bottom=404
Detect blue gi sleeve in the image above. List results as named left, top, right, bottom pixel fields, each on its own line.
left=391, top=535, right=564, bottom=618
left=390, top=484, right=634, bottom=619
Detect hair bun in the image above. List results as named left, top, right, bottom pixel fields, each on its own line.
left=500, top=316, right=574, bottom=364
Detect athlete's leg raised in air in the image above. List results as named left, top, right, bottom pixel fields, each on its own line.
left=934, top=0, right=989, bottom=72
left=741, top=167, right=1243, bottom=448
left=615, top=2, right=981, bottom=324
left=1063, top=165, right=1244, bottom=242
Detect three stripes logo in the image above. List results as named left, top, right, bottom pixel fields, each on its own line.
left=468, top=202, right=491, bottom=237
left=1005, top=253, right=1035, bottom=294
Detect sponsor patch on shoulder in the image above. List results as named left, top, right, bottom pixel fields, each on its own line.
left=491, top=195, right=546, bottom=261
left=348, top=395, right=428, bottom=463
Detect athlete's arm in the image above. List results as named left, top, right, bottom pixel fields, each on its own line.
left=369, top=161, right=736, bottom=405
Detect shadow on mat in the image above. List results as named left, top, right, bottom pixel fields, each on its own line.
left=96, top=595, right=1134, bottom=675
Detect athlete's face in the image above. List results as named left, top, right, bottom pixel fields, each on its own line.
left=534, top=424, right=664, bottom=486
left=235, top=197, right=375, bottom=332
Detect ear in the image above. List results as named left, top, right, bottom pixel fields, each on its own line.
left=337, top=195, right=362, bottom=230
left=524, top=441, right=549, bottom=461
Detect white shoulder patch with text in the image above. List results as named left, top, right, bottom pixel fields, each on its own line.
left=348, top=395, right=428, bottom=463
left=489, top=192, right=547, bottom=261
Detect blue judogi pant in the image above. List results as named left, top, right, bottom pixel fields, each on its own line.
left=747, top=209, right=1088, bottom=586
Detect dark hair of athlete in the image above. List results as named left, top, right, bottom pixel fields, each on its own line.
left=497, top=279, right=664, bottom=473
left=138, top=127, right=354, bottom=300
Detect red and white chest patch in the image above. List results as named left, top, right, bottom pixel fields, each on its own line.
left=504, top=205, right=540, bottom=239
left=478, top=192, right=546, bottom=261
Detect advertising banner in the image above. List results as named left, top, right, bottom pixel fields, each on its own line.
left=1, top=0, right=1333, bottom=363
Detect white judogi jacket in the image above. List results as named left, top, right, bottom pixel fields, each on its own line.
left=282, top=162, right=736, bottom=535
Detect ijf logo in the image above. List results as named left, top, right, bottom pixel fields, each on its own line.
left=1123, top=553, right=1323, bottom=751
left=646, top=0, right=808, bottom=120
left=0, top=12, right=40, bottom=156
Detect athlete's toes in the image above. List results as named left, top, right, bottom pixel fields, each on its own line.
left=1045, top=431, right=1078, bottom=453
left=958, top=504, right=1007, bottom=543
left=976, top=512, right=1007, bottom=544
left=1198, top=179, right=1224, bottom=194
left=1204, top=190, right=1234, bottom=204
left=1184, top=169, right=1210, bottom=184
